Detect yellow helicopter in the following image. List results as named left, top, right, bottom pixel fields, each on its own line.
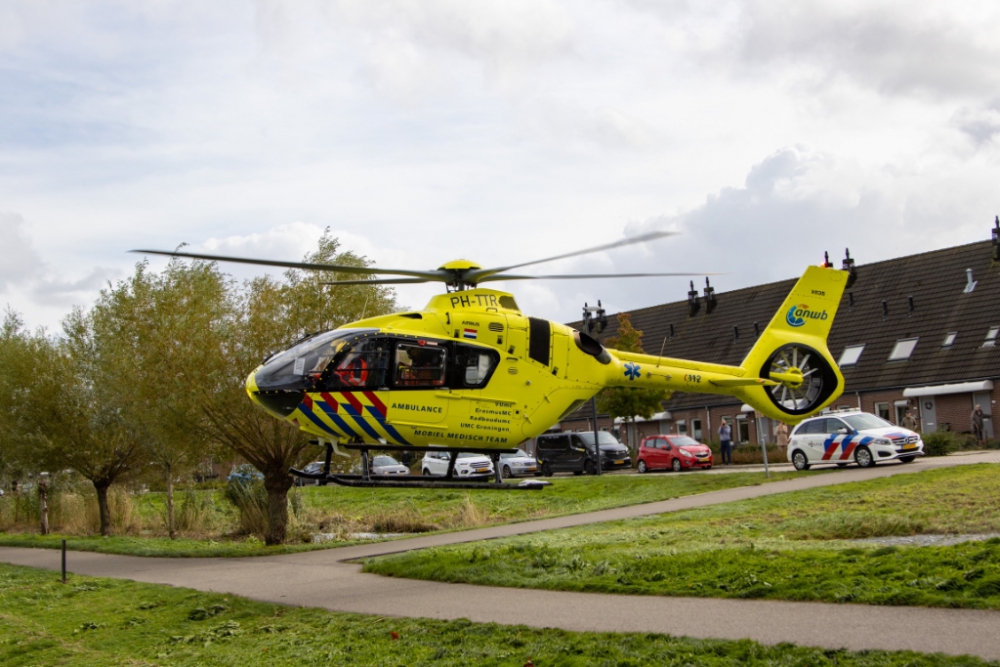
left=137, top=232, right=850, bottom=489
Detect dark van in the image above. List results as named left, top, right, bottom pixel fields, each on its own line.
left=535, top=431, right=631, bottom=476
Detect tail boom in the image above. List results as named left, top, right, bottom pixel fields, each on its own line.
left=603, top=265, right=849, bottom=424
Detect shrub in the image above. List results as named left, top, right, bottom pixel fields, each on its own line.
left=224, top=480, right=269, bottom=537
left=922, top=432, right=959, bottom=457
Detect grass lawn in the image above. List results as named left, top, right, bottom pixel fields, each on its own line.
left=2, top=563, right=994, bottom=667
left=364, top=464, right=1000, bottom=609
left=0, top=470, right=810, bottom=557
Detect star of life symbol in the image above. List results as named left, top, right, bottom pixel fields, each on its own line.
left=624, top=362, right=641, bottom=381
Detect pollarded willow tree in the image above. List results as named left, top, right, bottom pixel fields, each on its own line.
left=197, top=230, right=397, bottom=545
left=0, top=307, right=149, bottom=536
left=89, top=258, right=231, bottom=538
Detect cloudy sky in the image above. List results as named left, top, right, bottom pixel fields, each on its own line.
left=2, top=0, right=999, bottom=331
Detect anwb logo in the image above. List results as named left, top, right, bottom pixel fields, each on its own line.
left=786, top=304, right=828, bottom=328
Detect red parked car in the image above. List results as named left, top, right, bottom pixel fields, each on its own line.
left=637, top=435, right=713, bottom=472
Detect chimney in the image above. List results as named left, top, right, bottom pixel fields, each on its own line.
left=993, top=215, right=999, bottom=261
left=703, top=277, right=717, bottom=314
left=687, top=281, right=700, bottom=316
left=964, top=268, right=977, bottom=294
left=842, top=248, right=857, bottom=288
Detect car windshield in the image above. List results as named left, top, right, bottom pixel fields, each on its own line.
left=372, top=456, right=398, bottom=466
left=668, top=436, right=702, bottom=447
left=500, top=450, right=529, bottom=459
left=842, top=413, right=893, bottom=430
left=574, top=432, right=621, bottom=446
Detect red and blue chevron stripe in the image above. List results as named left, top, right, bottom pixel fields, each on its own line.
left=821, top=434, right=874, bottom=460
left=296, top=391, right=410, bottom=445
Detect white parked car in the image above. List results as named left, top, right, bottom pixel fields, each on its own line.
left=787, top=411, right=924, bottom=471
left=498, top=449, right=539, bottom=478
left=420, top=451, right=494, bottom=479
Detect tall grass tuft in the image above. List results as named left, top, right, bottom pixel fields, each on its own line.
left=224, top=480, right=269, bottom=537
left=174, top=489, right=219, bottom=534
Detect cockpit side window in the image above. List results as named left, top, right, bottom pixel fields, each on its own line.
left=393, top=342, right=447, bottom=388
left=320, top=336, right=390, bottom=391
left=452, top=344, right=500, bottom=388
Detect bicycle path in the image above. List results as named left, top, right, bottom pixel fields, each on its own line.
left=3, top=452, right=999, bottom=660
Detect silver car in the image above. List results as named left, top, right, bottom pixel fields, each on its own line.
left=371, top=455, right=410, bottom=476
left=499, top=449, right=539, bottom=478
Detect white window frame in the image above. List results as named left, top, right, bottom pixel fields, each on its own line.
left=838, top=344, right=865, bottom=366
left=942, top=332, right=957, bottom=348
left=984, top=326, right=999, bottom=348
left=888, top=338, right=919, bottom=361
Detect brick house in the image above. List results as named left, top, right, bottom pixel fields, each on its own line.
left=560, top=224, right=1000, bottom=450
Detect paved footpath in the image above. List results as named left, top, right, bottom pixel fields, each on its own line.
left=3, top=452, right=1000, bottom=660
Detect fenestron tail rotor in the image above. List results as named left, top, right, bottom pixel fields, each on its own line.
left=131, top=230, right=713, bottom=289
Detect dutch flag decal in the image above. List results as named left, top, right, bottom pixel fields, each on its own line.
left=463, top=328, right=478, bottom=339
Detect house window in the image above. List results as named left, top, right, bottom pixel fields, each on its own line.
left=874, top=402, right=891, bottom=421
left=984, top=326, right=999, bottom=348
left=676, top=420, right=687, bottom=435
left=888, top=338, right=919, bottom=361
left=736, top=414, right=750, bottom=444
left=942, top=332, right=957, bottom=348
left=692, top=419, right=702, bottom=441
left=838, top=345, right=865, bottom=366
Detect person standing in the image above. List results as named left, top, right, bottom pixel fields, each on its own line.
left=775, top=421, right=789, bottom=454
left=719, top=419, right=733, bottom=465
left=901, top=409, right=919, bottom=431
left=972, top=404, right=986, bottom=446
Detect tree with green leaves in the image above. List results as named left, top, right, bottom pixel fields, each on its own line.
left=88, top=258, right=230, bottom=538
left=197, top=230, right=396, bottom=544
left=595, top=313, right=671, bottom=452
left=0, top=307, right=148, bottom=536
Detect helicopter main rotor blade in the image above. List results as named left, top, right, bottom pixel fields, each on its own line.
left=478, top=271, right=719, bottom=282
left=131, top=249, right=446, bottom=281
left=320, top=278, right=431, bottom=286
left=468, top=230, right=675, bottom=282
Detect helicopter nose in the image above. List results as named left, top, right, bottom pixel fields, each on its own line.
left=246, top=369, right=304, bottom=419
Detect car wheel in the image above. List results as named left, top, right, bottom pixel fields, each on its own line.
left=422, top=468, right=431, bottom=476
left=501, top=465, right=512, bottom=478
left=584, top=460, right=597, bottom=476
left=792, top=450, right=810, bottom=471
left=854, top=445, right=876, bottom=468
left=899, top=455, right=916, bottom=463
left=671, top=459, right=682, bottom=472
left=637, top=460, right=648, bottom=474
left=541, top=462, right=553, bottom=477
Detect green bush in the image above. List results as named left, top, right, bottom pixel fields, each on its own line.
left=921, top=431, right=958, bottom=457
left=223, top=480, right=269, bottom=537
left=706, top=441, right=784, bottom=465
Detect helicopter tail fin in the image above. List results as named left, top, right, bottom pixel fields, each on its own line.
left=732, top=265, right=849, bottom=423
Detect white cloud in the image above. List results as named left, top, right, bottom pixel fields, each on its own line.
left=2, top=0, right=1000, bottom=332
left=0, top=211, right=42, bottom=292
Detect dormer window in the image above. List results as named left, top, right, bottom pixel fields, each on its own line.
left=888, top=338, right=919, bottom=361
left=985, top=326, right=1000, bottom=348
left=838, top=344, right=865, bottom=366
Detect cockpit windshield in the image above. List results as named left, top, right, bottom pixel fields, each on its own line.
left=255, top=329, right=374, bottom=391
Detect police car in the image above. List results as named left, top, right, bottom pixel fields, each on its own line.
left=787, top=410, right=924, bottom=470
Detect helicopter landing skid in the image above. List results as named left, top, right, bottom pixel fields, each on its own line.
left=288, top=443, right=551, bottom=490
